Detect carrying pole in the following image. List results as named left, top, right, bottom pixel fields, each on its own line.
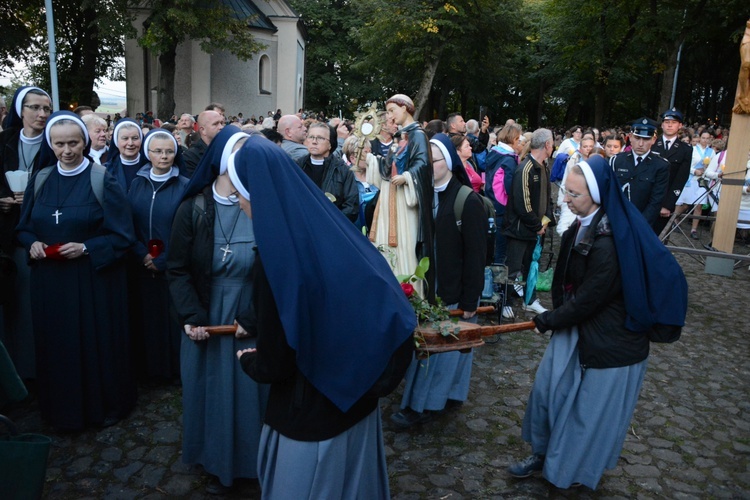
left=44, top=0, right=60, bottom=111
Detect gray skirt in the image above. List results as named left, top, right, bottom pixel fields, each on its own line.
left=400, top=350, right=473, bottom=412
left=522, top=326, right=647, bottom=489
left=257, top=408, right=390, bottom=499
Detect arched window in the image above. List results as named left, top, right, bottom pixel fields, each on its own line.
left=259, top=55, right=271, bottom=95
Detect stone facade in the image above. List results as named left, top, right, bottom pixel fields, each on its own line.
left=124, top=0, right=305, bottom=118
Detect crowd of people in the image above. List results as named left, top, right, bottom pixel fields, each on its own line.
left=2, top=83, right=748, bottom=495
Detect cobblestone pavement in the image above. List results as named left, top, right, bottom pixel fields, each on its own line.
left=5, top=230, right=750, bottom=499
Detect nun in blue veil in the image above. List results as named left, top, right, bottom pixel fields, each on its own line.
left=126, top=129, right=189, bottom=381
left=16, top=111, right=136, bottom=430
left=104, top=118, right=148, bottom=192
left=165, top=124, right=261, bottom=494
left=232, top=135, right=416, bottom=499
left=507, top=155, right=688, bottom=489
left=181, top=125, right=251, bottom=201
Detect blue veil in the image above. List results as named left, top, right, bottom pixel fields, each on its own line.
left=105, top=118, right=146, bottom=166
left=231, top=135, right=417, bottom=412
left=3, top=86, right=51, bottom=130
left=141, top=128, right=185, bottom=174
left=182, top=125, right=247, bottom=200
left=584, top=155, right=687, bottom=332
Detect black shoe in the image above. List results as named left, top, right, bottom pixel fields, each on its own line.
left=508, top=454, right=544, bottom=478
left=445, top=399, right=464, bottom=410
left=206, top=477, right=232, bottom=495
left=390, top=408, right=433, bottom=428
left=101, top=417, right=120, bottom=428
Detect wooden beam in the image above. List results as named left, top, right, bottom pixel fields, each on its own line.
left=712, top=19, right=750, bottom=254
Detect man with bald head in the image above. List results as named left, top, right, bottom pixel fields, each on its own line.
left=278, top=114, right=309, bottom=161
left=182, top=110, right=225, bottom=177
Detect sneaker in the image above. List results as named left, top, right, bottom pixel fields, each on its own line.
left=521, top=299, right=547, bottom=314
left=508, top=454, right=545, bottom=478
left=390, top=408, right=433, bottom=428
left=690, top=229, right=699, bottom=240
left=501, top=306, right=515, bottom=320
left=513, top=283, right=524, bottom=297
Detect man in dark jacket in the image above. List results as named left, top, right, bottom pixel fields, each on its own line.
left=502, top=128, right=556, bottom=318
left=295, top=122, right=359, bottom=222
left=182, top=110, right=224, bottom=177
left=609, top=118, right=669, bottom=227
left=651, top=108, right=692, bottom=235
left=446, top=113, right=489, bottom=155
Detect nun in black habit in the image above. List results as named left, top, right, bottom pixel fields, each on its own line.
left=0, top=86, right=55, bottom=380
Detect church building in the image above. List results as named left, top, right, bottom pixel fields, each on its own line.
left=123, top=0, right=306, bottom=118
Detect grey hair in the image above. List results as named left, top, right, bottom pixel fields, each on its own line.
left=82, top=114, right=107, bottom=128
left=466, top=119, right=479, bottom=134
left=530, top=128, right=553, bottom=150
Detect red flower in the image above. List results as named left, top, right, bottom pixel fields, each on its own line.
left=401, top=282, right=414, bottom=298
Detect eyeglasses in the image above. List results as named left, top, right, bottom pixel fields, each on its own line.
left=23, top=104, right=53, bottom=114
left=560, top=187, right=588, bottom=199
left=307, top=135, right=329, bottom=143
left=148, top=149, right=176, bottom=157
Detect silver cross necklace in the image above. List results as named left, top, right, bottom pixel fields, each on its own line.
left=216, top=204, right=242, bottom=262
left=53, top=171, right=84, bottom=225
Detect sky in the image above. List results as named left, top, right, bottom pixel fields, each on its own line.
left=1, top=68, right=127, bottom=114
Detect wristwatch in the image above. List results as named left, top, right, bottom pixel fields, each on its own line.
left=82, top=244, right=89, bottom=255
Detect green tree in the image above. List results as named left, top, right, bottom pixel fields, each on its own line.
left=138, top=0, right=266, bottom=120
left=524, top=0, right=748, bottom=127
left=32, top=0, right=134, bottom=109
left=353, top=0, right=522, bottom=119
left=1, top=0, right=133, bottom=110
left=287, top=0, right=380, bottom=116
left=0, top=0, right=38, bottom=71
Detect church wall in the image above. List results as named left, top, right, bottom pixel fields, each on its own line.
left=124, top=1, right=304, bottom=121
left=172, top=44, right=193, bottom=115
left=210, top=35, right=279, bottom=118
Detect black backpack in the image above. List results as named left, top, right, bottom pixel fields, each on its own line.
left=454, top=185, right=496, bottom=266
left=648, top=324, right=681, bottom=343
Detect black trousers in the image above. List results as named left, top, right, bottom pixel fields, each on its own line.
left=505, top=236, right=537, bottom=305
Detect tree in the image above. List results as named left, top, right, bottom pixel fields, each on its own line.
left=289, top=0, right=747, bottom=126
left=3, top=0, right=134, bottom=110
left=0, top=0, right=38, bottom=71
left=353, top=0, right=522, bottom=119
left=33, top=0, right=134, bottom=109
left=138, top=0, right=266, bottom=120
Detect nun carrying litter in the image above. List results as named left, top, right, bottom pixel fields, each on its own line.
left=232, top=135, right=416, bottom=499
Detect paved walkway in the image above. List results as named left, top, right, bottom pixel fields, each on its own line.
left=4, top=231, right=750, bottom=498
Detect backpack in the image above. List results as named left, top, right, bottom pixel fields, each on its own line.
left=472, top=149, right=488, bottom=173
left=454, top=185, right=496, bottom=265
left=34, top=163, right=106, bottom=206
left=648, top=324, right=681, bottom=343
left=549, top=152, right=569, bottom=183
